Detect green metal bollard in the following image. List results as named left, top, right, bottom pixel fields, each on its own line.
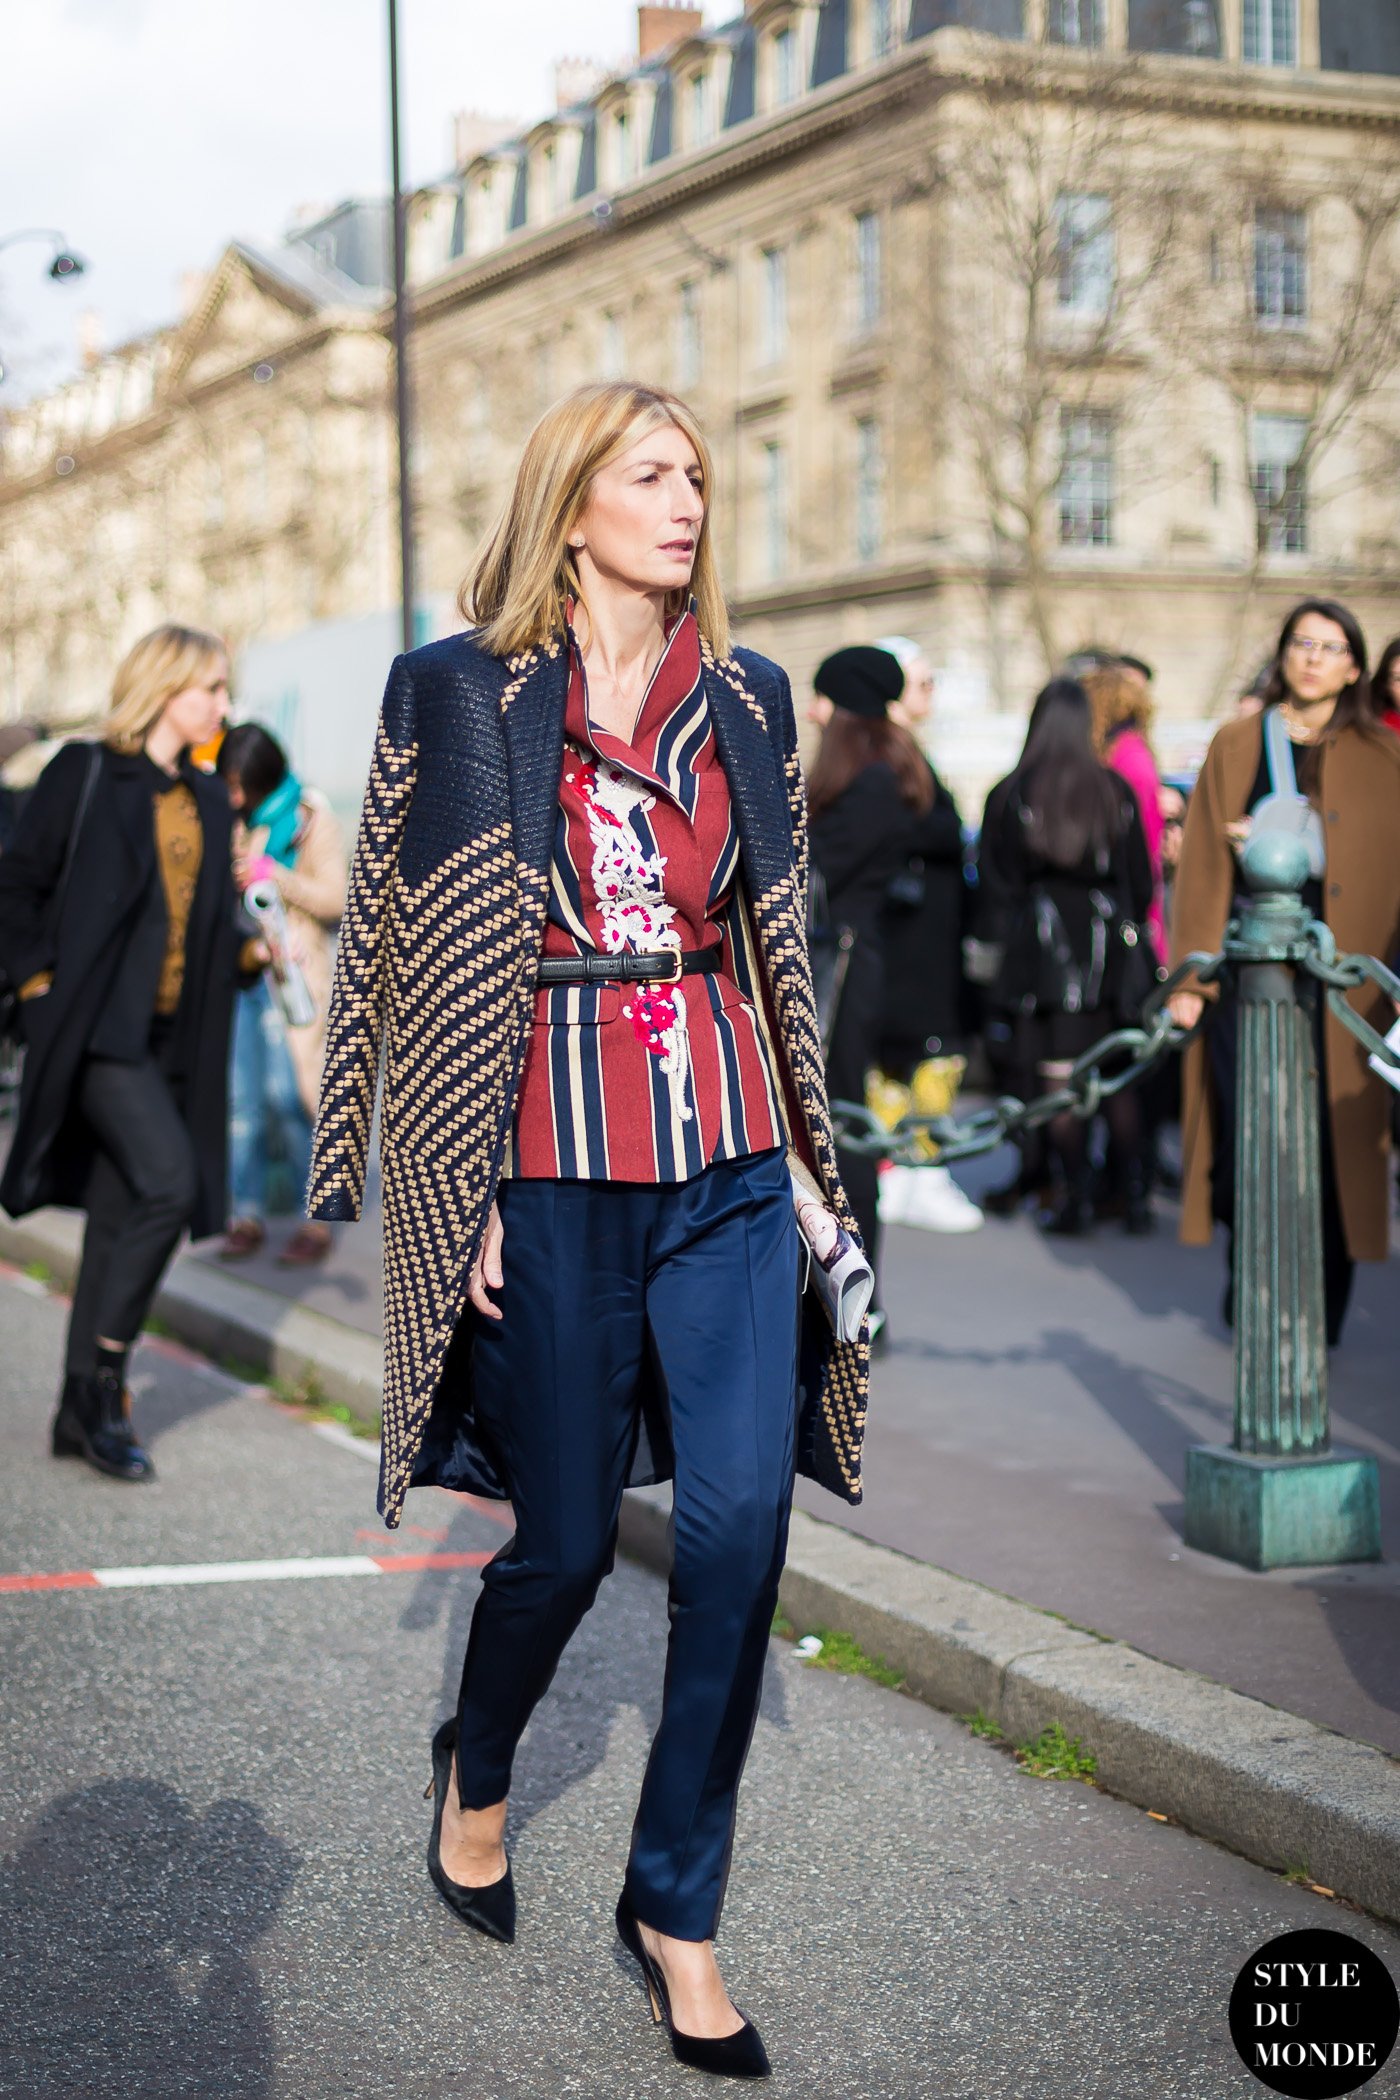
left=1183, top=832, right=1381, bottom=1569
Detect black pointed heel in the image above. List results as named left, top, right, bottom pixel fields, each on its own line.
left=425, top=1719, right=515, bottom=1943
left=615, top=1897, right=771, bottom=2080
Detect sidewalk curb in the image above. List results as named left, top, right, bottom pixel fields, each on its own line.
left=6, top=1205, right=1399, bottom=1924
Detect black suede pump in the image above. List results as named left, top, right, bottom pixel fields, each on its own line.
left=425, top=1719, right=515, bottom=1943
left=614, top=1897, right=771, bottom=2080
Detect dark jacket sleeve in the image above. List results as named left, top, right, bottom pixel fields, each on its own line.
left=0, top=742, right=91, bottom=992
left=972, top=778, right=1022, bottom=942
left=810, top=764, right=909, bottom=900
left=909, top=767, right=964, bottom=867
left=1117, top=781, right=1154, bottom=925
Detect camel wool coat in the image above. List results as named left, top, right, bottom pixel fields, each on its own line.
left=308, top=631, right=869, bottom=1528
left=1171, top=711, right=1400, bottom=1260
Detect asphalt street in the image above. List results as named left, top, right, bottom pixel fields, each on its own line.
left=2, top=1267, right=1398, bottom=2100
left=171, top=1140, right=1400, bottom=1755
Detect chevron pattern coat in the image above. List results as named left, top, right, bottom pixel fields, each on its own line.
left=308, top=631, right=870, bottom=1527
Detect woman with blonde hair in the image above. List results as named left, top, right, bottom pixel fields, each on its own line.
left=0, top=623, right=260, bottom=1480
left=308, top=380, right=867, bottom=2080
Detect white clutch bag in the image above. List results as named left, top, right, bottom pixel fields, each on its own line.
left=788, top=1156, right=874, bottom=1344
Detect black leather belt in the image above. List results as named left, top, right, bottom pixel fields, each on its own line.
left=536, top=948, right=721, bottom=987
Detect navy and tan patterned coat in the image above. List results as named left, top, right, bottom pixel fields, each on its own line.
left=308, top=630, right=870, bottom=1528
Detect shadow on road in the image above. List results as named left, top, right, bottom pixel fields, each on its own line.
left=0, top=1779, right=297, bottom=2100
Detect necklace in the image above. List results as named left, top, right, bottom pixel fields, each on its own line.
left=1280, top=702, right=1327, bottom=744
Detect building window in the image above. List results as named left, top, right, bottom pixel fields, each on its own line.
left=854, top=211, right=882, bottom=333
left=1207, top=452, right=1223, bottom=507
left=869, top=0, right=897, bottom=57
left=1056, top=193, right=1114, bottom=316
left=855, top=418, right=883, bottom=561
left=763, top=441, right=789, bottom=579
left=1048, top=0, right=1105, bottom=45
left=1252, top=412, right=1308, bottom=552
left=1243, top=0, right=1297, bottom=65
left=1254, top=207, right=1307, bottom=328
left=601, top=310, right=625, bottom=378
left=773, top=26, right=798, bottom=106
left=761, top=246, right=788, bottom=362
left=677, top=280, right=702, bottom=388
left=1058, top=409, right=1115, bottom=546
left=689, top=71, right=711, bottom=146
left=613, top=108, right=634, bottom=182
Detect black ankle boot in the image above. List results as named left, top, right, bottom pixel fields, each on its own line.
left=1122, top=1165, right=1155, bottom=1237
left=52, top=1371, right=155, bottom=1481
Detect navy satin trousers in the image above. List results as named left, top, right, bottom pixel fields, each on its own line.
left=455, top=1144, right=801, bottom=1942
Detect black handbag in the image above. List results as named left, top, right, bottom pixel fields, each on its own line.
left=0, top=742, right=101, bottom=1052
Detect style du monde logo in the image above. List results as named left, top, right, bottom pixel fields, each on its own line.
left=1230, top=1929, right=1399, bottom=2098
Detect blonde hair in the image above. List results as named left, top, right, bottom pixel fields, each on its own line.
left=460, top=381, right=730, bottom=659
left=104, top=623, right=227, bottom=753
left=1082, top=661, right=1153, bottom=754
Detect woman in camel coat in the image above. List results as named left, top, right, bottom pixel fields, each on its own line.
left=1170, top=598, right=1400, bottom=1341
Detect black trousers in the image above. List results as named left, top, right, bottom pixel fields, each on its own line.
left=1206, top=986, right=1354, bottom=1347
left=65, top=1035, right=198, bottom=1376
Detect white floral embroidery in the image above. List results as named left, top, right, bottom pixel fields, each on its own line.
left=572, top=748, right=693, bottom=1124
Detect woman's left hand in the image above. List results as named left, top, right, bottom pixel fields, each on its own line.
left=1225, top=819, right=1251, bottom=858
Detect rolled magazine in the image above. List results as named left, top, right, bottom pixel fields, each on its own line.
left=788, top=1157, right=874, bottom=1344
left=243, top=877, right=317, bottom=1029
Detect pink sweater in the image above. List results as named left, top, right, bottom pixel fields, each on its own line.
left=1107, top=727, right=1166, bottom=962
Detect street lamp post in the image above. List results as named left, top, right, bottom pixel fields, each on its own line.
left=0, top=230, right=87, bottom=385
left=387, top=0, right=416, bottom=657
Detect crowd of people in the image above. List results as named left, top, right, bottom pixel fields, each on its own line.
left=801, top=599, right=1400, bottom=1351
left=1, top=589, right=1398, bottom=1449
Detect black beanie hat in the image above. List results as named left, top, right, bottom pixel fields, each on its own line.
left=813, top=645, right=904, bottom=720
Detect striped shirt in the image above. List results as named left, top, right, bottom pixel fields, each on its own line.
left=511, top=609, right=785, bottom=1182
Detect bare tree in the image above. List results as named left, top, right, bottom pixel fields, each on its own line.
left=1171, top=146, right=1400, bottom=709
left=930, top=44, right=1196, bottom=672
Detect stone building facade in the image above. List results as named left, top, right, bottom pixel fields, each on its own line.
left=2, top=5, right=1398, bottom=804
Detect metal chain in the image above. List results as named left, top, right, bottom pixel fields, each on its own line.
left=828, top=930, right=1400, bottom=1168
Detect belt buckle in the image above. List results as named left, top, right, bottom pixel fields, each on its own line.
left=647, top=949, right=684, bottom=985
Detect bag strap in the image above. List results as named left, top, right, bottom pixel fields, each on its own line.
left=1263, top=706, right=1301, bottom=801
left=50, top=744, right=102, bottom=928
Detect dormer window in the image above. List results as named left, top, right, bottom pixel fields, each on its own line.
left=773, top=26, right=798, bottom=106
left=613, top=106, right=635, bottom=182
left=688, top=69, right=711, bottom=146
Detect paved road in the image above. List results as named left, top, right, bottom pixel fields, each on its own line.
left=177, top=1144, right=1400, bottom=1755
left=3, top=1271, right=1398, bottom=2100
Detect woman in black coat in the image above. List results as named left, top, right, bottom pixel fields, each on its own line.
left=976, top=677, right=1154, bottom=1235
left=0, top=623, right=253, bottom=1480
left=807, top=646, right=928, bottom=1339
left=874, top=637, right=969, bottom=1075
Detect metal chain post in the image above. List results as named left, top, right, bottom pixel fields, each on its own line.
left=826, top=859, right=1400, bottom=1572
left=1184, top=834, right=1382, bottom=1569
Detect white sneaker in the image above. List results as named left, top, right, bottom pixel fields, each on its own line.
left=877, top=1164, right=915, bottom=1224
left=901, top=1165, right=984, bottom=1234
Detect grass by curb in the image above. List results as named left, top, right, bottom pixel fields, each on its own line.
left=222, top=1353, right=382, bottom=1442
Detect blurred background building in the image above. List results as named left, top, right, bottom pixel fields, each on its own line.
left=2, top=0, right=1398, bottom=818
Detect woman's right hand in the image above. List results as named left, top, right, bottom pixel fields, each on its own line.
left=1169, top=990, right=1206, bottom=1033
left=467, top=1201, right=504, bottom=1321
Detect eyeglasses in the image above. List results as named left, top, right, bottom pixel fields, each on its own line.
left=1287, top=637, right=1351, bottom=660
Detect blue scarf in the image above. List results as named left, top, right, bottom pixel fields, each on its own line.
left=251, top=772, right=304, bottom=868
